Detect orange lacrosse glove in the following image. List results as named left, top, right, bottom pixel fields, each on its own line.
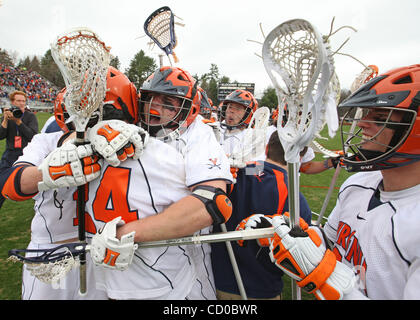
left=269, top=215, right=356, bottom=300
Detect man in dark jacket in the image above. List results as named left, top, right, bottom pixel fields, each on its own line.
left=0, top=90, right=38, bottom=208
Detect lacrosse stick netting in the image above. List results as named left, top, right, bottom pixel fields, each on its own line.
left=50, top=27, right=110, bottom=294
left=144, top=6, right=180, bottom=63
left=262, top=19, right=336, bottom=164
left=7, top=243, right=86, bottom=284
left=51, top=28, right=111, bottom=132
left=262, top=19, right=336, bottom=300
left=229, top=106, right=270, bottom=168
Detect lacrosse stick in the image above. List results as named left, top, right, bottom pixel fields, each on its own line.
left=8, top=227, right=274, bottom=284
left=314, top=65, right=379, bottom=226
left=229, top=106, right=270, bottom=168
left=222, top=106, right=270, bottom=300
left=262, top=19, right=337, bottom=300
left=50, top=27, right=111, bottom=295
left=144, top=6, right=183, bottom=66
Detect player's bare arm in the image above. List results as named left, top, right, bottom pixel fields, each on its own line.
left=116, top=179, right=228, bottom=242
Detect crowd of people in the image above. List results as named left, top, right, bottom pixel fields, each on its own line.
left=0, top=63, right=59, bottom=104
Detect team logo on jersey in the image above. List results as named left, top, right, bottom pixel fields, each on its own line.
left=333, top=221, right=367, bottom=274
left=208, top=158, right=221, bottom=169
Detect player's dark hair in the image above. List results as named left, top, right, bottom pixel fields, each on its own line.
left=266, top=132, right=307, bottom=165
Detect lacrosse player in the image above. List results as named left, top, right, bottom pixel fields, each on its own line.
left=211, top=132, right=312, bottom=299
left=80, top=66, right=233, bottom=300
left=257, top=64, right=420, bottom=300
left=0, top=67, right=144, bottom=300
left=215, top=90, right=263, bottom=159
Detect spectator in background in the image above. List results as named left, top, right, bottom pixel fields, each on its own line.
left=0, top=62, right=59, bottom=104
left=0, top=90, right=38, bottom=208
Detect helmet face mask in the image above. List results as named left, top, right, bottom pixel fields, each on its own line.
left=140, top=92, right=192, bottom=138
left=339, top=64, right=420, bottom=172
left=139, top=67, right=200, bottom=140
left=341, top=106, right=416, bottom=171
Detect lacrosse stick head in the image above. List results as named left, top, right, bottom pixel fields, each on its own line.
left=139, top=66, right=201, bottom=140
left=144, top=6, right=179, bottom=63
left=7, top=243, right=86, bottom=284
left=229, top=107, right=270, bottom=168
left=339, top=64, right=420, bottom=172
left=51, top=27, right=111, bottom=133
left=350, top=65, right=379, bottom=93
left=220, top=89, right=259, bottom=130
left=262, top=19, right=336, bottom=163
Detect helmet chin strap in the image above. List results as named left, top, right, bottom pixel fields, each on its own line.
left=344, top=149, right=420, bottom=172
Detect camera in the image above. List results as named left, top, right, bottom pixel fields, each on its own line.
left=9, top=106, right=23, bottom=118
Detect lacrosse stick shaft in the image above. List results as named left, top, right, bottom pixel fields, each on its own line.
left=287, top=162, right=301, bottom=300
left=136, top=227, right=274, bottom=248
left=220, top=223, right=247, bottom=300
left=316, top=165, right=341, bottom=226
left=75, top=132, right=88, bottom=295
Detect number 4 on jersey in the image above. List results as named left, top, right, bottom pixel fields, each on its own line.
left=92, top=167, right=139, bottom=225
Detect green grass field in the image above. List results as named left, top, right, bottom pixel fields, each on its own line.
left=0, top=112, right=353, bottom=300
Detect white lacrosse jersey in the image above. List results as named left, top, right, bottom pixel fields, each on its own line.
left=15, top=131, right=80, bottom=244
left=324, top=171, right=420, bottom=299
left=85, top=117, right=232, bottom=300
left=15, top=131, right=104, bottom=300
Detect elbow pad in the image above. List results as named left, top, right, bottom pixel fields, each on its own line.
left=191, top=185, right=233, bottom=225
left=1, top=165, right=38, bottom=201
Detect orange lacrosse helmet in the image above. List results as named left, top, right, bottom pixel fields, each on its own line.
left=54, top=67, right=138, bottom=131
left=54, top=87, right=73, bottom=132
left=339, top=64, right=420, bottom=171
left=220, top=89, right=258, bottom=129
left=139, top=66, right=201, bottom=139
left=198, top=87, right=212, bottom=120
left=103, top=66, right=139, bottom=124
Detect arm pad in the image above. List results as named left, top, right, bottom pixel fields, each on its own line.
left=191, top=185, right=233, bottom=225
left=1, top=165, right=38, bottom=201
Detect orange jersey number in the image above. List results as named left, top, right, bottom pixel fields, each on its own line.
left=92, top=167, right=139, bottom=225
left=72, top=184, right=97, bottom=234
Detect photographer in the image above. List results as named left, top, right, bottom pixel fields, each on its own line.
left=0, top=90, right=38, bottom=208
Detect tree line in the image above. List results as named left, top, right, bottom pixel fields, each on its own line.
left=0, top=47, right=351, bottom=111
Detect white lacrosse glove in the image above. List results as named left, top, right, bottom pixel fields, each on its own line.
left=38, top=140, right=101, bottom=191
left=90, top=216, right=138, bottom=271
left=87, top=119, right=149, bottom=167
left=269, top=215, right=356, bottom=300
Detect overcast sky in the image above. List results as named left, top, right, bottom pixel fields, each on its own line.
left=0, top=0, right=419, bottom=98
